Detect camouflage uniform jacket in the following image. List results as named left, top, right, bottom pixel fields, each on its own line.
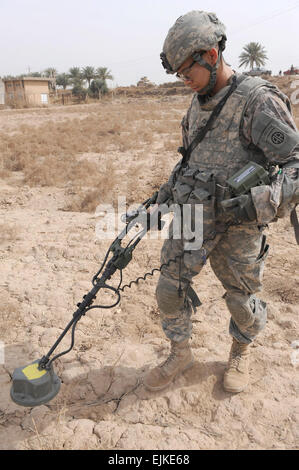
left=157, top=74, right=299, bottom=225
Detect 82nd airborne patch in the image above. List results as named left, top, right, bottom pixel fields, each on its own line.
left=271, top=131, right=285, bottom=145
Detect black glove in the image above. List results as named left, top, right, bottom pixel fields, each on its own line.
left=221, top=194, right=257, bottom=222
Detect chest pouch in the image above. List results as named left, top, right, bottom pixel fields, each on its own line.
left=172, top=168, right=216, bottom=204
left=227, top=162, right=270, bottom=196
left=172, top=168, right=217, bottom=242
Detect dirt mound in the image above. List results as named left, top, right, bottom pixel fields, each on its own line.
left=263, top=75, right=299, bottom=104
left=113, top=75, right=299, bottom=104
left=114, top=81, right=193, bottom=98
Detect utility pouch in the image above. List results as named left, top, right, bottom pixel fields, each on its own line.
left=172, top=167, right=199, bottom=204
left=171, top=167, right=217, bottom=244
left=172, top=168, right=216, bottom=204
left=227, top=162, right=270, bottom=196
left=186, top=173, right=216, bottom=242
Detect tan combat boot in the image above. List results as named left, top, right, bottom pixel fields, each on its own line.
left=143, top=339, right=194, bottom=392
left=223, top=338, right=251, bottom=393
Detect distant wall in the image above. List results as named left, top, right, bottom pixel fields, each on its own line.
left=23, top=80, right=50, bottom=105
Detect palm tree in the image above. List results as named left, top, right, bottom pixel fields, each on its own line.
left=90, top=79, right=108, bottom=98
left=68, top=67, right=83, bottom=86
left=72, top=84, right=87, bottom=102
left=27, top=72, right=42, bottom=77
left=239, top=42, right=268, bottom=70
left=96, top=67, right=113, bottom=82
left=56, top=73, right=70, bottom=90
left=44, top=68, right=58, bottom=91
left=82, top=66, right=96, bottom=88
left=44, top=67, right=57, bottom=78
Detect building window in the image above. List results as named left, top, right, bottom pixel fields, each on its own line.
left=41, top=93, right=48, bottom=104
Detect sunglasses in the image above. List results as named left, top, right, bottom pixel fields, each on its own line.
left=176, top=60, right=197, bottom=81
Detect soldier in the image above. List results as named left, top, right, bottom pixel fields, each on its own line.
left=144, top=11, right=299, bottom=393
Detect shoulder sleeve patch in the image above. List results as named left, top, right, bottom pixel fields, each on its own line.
left=252, top=111, right=299, bottom=160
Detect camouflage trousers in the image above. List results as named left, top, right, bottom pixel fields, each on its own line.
left=156, top=222, right=269, bottom=345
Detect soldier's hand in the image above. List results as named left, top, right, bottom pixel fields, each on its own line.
left=221, top=194, right=257, bottom=222
left=156, top=183, right=172, bottom=206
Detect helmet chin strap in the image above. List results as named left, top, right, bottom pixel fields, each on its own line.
left=192, top=50, right=222, bottom=96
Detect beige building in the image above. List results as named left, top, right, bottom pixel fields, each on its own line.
left=4, top=77, right=50, bottom=106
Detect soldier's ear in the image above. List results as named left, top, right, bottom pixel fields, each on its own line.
left=206, top=48, right=219, bottom=66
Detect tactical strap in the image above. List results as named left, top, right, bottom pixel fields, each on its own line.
left=187, top=285, right=202, bottom=311
left=191, top=50, right=222, bottom=96
left=178, top=74, right=247, bottom=169
left=290, top=205, right=299, bottom=245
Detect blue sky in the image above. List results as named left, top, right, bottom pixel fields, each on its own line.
left=0, top=0, right=298, bottom=86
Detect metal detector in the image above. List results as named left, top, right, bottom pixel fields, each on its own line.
left=10, top=192, right=161, bottom=407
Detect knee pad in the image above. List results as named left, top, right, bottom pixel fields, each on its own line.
left=225, top=292, right=256, bottom=329
left=226, top=292, right=267, bottom=333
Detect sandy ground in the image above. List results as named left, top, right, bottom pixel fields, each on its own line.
left=0, top=89, right=298, bottom=450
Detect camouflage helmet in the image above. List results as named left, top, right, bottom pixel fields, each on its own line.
left=161, top=11, right=227, bottom=74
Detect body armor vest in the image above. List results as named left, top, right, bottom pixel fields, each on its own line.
left=171, top=75, right=276, bottom=213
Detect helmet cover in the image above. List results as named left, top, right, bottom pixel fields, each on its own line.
left=162, top=11, right=226, bottom=73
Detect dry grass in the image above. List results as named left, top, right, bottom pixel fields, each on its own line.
left=4, top=87, right=296, bottom=214
left=23, top=156, right=90, bottom=187
left=163, top=138, right=180, bottom=152
left=0, top=97, right=186, bottom=212
left=0, top=100, right=182, bottom=175
left=62, top=160, right=117, bottom=212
